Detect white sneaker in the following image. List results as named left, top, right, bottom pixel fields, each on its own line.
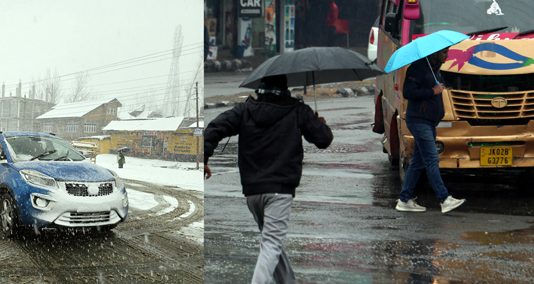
left=395, top=199, right=426, bottom=212
left=441, top=196, right=465, bottom=213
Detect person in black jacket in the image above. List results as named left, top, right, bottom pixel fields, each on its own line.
left=204, top=74, right=333, bottom=284
left=395, top=48, right=466, bottom=214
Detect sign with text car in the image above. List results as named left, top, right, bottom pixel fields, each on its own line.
left=239, top=0, right=263, bottom=17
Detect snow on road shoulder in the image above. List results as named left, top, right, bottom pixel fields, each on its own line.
left=177, top=220, right=204, bottom=245
left=96, top=154, right=203, bottom=192
left=127, top=189, right=159, bottom=211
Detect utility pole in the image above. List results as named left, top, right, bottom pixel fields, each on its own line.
left=164, top=26, right=183, bottom=116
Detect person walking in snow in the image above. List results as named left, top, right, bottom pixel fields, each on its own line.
left=117, top=151, right=125, bottom=168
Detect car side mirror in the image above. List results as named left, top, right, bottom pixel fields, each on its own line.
left=384, top=12, right=399, bottom=36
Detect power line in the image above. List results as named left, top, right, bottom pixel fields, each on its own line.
left=4, top=42, right=203, bottom=88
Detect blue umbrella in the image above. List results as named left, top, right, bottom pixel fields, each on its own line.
left=384, top=30, right=469, bottom=82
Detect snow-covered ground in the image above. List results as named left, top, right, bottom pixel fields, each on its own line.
left=95, top=154, right=204, bottom=244
left=95, top=154, right=203, bottom=191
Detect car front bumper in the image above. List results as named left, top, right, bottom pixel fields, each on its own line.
left=19, top=182, right=128, bottom=228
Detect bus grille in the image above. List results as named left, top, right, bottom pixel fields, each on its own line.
left=450, top=90, right=534, bottom=120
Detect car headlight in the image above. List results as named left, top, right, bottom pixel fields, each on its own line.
left=109, top=170, right=125, bottom=190
left=20, top=169, right=58, bottom=189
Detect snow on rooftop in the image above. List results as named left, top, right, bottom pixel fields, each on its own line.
left=117, top=108, right=135, bottom=120
left=78, top=135, right=111, bottom=140
left=103, top=117, right=184, bottom=131
left=36, top=98, right=119, bottom=119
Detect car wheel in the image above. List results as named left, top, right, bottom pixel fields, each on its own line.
left=0, top=191, right=20, bottom=238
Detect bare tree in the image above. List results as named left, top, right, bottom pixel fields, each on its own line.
left=42, top=69, right=62, bottom=103
left=67, top=71, right=90, bottom=103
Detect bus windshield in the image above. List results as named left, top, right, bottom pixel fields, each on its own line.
left=413, top=0, right=532, bottom=35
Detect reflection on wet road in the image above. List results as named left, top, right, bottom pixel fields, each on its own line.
left=205, top=96, right=534, bottom=283
left=0, top=180, right=203, bottom=283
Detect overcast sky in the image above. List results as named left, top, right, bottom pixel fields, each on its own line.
left=0, top=0, right=203, bottom=115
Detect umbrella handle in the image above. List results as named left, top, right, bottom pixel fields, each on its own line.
left=313, top=84, right=318, bottom=111
left=312, top=72, right=318, bottom=112
left=425, top=57, right=440, bottom=85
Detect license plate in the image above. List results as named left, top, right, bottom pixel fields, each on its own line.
left=480, top=146, right=512, bottom=166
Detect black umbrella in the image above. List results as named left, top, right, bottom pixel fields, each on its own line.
left=240, top=47, right=384, bottom=110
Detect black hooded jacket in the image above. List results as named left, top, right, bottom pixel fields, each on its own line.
left=204, top=94, right=333, bottom=197
left=403, top=58, right=445, bottom=125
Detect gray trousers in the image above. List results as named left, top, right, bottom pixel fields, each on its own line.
left=246, top=193, right=295, bottom=284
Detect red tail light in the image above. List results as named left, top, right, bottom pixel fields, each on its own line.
left=369, top=30, right=375, bottom=45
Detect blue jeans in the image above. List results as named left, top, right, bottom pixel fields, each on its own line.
left=400, top=121, right=449, bottom=203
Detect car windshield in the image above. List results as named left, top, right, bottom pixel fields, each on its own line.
left=413, top=0, right=532, bottom=34
left=6, top=135, right=85, bottom=162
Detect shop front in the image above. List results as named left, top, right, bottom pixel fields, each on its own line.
left=204, top=0, right=378, bottom=61
left=205, top=0, right=290, bottom=59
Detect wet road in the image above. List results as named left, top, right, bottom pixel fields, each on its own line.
left=205, top=72, right=249, bottom=98
left=0, top=180, right=204, bottom=283
left=204, top=95, right=534, bottom=283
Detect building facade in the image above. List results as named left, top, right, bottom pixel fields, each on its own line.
left=36, top=99, right=121, bottom=141
left=0, top=97, right=54, bottom=132
left=102, top=117, right=203, bottom=162
left=205, top=0, right=380, bottom=60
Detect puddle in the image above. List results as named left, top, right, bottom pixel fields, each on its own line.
left=461, top=226, right=534, bottom=245
left=306, top=143, right=376, bottom=154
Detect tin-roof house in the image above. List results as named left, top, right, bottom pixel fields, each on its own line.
left=36, top=98, right=121, bottom=140
left=102, top=117, right=202, bottom=161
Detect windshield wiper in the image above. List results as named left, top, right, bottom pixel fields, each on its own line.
left=516, top=29, right=534, bottom=37
left=54, top=150, right=70, bottom=161
left=467, top=26, right=508, bottom=36
left=30, top=150, right=57, bottom=161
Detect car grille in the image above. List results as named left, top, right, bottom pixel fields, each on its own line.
left=65, top=182, right=113, bottom=196
left=55, top=211, right=121, bottom=226
left=67, top=211, right=111, bottom=224
left=450, top=90, right=534, bottom=120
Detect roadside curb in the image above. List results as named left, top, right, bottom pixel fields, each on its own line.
left=205, top=59, right=253, bottom=73
left=204, top=84, right=376, bottom=110
left=204, top=101, right=237, bottom=109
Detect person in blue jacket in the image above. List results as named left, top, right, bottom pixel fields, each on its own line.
left=395, top=48, right=466, bottom=214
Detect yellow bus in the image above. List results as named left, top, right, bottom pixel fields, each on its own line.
left=373, top=0, right=534, bottom=179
